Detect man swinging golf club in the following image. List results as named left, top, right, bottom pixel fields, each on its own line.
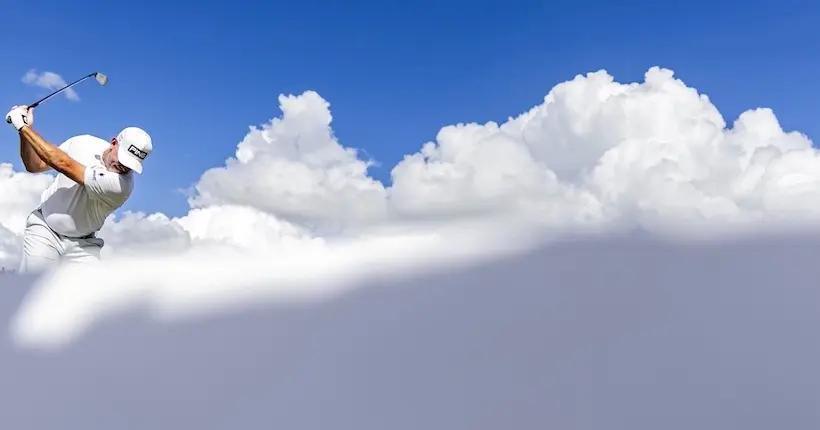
left=5, top=105, right=153, bottom=273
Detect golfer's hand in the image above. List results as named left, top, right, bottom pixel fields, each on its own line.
left=5, top=106, right=32, bottom=131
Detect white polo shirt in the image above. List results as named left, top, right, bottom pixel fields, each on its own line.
left=38, top=134, right=134, bottom=238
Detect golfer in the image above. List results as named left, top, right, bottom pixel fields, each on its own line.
left=5, top=105, right=153, bottom=273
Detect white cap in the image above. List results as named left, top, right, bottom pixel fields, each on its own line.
left=116, top=127, right=152, bottom=174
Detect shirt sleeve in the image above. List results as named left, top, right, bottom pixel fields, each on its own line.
left=83, top=165, right=132, bottom=207
left=57, top=137, right=74, bottom=152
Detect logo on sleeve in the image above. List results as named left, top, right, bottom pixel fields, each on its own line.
left=91, top=167, right=104, bottom=180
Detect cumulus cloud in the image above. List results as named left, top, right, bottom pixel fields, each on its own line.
left=189, top=91, right=389, bottom=230
left=390, top=68, right=816, bottom=233
left=21, top=70, right=80, bottom=101
left=8, top=65, right=820, bottom=347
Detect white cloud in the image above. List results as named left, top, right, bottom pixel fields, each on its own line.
left=189, top=91, right=389, bottom=231
left=183, top=67, right=820, bottom=238
left=0, top=164, right=54, bottom=269
left=9, top=65, right=820, bottom=348
left=21, top=70, right=80, bottom=101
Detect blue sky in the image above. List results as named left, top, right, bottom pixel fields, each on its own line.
left=0, top=0, right=817, bottom=218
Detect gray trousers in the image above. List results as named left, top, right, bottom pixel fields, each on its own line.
left=18, top=210, right=105, bottom=274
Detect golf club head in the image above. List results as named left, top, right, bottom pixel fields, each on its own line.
left=94, top=72, right=108, bottom=86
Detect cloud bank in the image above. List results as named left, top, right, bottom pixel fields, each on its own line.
left=6, top=66, right=820, bottom=347
left=150, top=66, right=820, bottom=240
left=6, top=66, right=819, bottom=260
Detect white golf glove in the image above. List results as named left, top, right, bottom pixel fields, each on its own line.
left=5, top=105, right=33, bottom=131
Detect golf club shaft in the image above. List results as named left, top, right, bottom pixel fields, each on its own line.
left=28, top=73, right=97, bottom=109
left=6, top=71, right=106, bottom=124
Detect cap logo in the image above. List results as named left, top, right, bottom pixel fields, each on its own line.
left=127, top=144, right=147, bottom=160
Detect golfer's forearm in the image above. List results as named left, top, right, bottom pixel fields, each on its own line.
left=19, top=127, right=69, bottom=171
left=19, top=135, right=47, bottom=172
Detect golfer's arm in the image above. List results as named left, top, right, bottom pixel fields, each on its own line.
left=19, top=134, right=49, bottom=173
left=19, top=127, right=86, bottom=184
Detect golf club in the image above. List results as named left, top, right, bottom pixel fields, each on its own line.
left=6, top=72, right=108, bottom=124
